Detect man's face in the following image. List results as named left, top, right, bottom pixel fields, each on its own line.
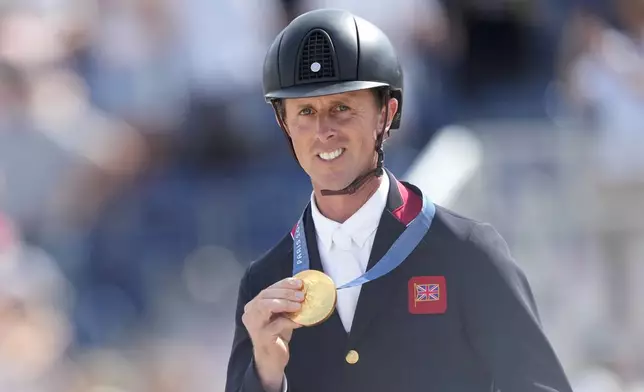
left=282, top=89, right=396, bottom=191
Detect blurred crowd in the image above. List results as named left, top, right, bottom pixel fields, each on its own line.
left=0, top=0, right=643, bottom=391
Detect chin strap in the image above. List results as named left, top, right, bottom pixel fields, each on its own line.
left=271, top=91, right=391, bottom=196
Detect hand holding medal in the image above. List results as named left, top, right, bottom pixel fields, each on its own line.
left=287, top=270, right=337, bottom=326
left=240, top=277, right=306, bottom=390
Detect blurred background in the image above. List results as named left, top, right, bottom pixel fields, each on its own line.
left=0, top=0, right=643, bottom=391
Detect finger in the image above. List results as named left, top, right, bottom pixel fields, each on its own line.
left=276, top=319, right=301, bottom=344
left=280, top=328, right=294, bottom=344
left=243, top=297, right=302, bottom=330
left=260, top=288, right=306, bottom=302
left=257, top=298, right=302, bottom=318
left=267, top=277, right=303, bottom=290
left=265, top=316, right=303, bottom=338
left=243, top=279, right=304, bottom=325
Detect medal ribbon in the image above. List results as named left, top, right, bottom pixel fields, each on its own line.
left=292, top=192, right=435, bottom=290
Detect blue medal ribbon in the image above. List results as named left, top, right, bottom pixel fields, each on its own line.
left=292, top=192, right=435, bottom=290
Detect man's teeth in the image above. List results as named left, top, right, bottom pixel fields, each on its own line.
left=319, top=148, right=344, bottom=161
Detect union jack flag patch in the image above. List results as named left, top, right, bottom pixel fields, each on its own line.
left=408, top=276, right=447, bottom=314
left=415, top=283, right=440, bottom=302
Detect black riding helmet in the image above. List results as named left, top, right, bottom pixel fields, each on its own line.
left=263, top=9, right=404, bottom=195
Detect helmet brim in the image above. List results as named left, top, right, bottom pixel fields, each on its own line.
left=264, top=80, right=389, bottom=102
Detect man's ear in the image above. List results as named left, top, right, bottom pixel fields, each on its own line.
left=377, top=97, right=400, bottom=136
left=385, top=98, right=399, bottom=131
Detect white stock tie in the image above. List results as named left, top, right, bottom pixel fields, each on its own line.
left=330, top=227, right=363, bottom=332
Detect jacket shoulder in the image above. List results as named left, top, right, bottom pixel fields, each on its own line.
left=433, top=205, right=522, bottom=277
left=433, top=206, right=541, bottom=320
left=433, top=204, right=485, bottom=241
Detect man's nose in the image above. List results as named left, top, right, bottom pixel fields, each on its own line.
left=315, top=114, right=336, bottom=140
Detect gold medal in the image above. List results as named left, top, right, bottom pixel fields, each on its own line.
left=288, top=270, right=337, bottom=327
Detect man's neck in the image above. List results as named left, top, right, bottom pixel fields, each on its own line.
left=313, top=175, right=383, bottom=223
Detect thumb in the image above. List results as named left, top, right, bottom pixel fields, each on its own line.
left=268, top=317, right=302, bottom=343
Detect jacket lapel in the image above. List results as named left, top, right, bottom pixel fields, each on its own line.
left=346, top=170, right=417, bottom=346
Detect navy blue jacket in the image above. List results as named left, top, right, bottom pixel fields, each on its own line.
left=225, top=170, right=573, bottom=392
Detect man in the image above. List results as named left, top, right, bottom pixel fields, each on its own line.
left=225, top=9, right=573, bottom=392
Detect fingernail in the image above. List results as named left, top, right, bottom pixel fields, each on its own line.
left=291, top=279, right=302, bottom=287
left=295, top=291, right=304, bottom=300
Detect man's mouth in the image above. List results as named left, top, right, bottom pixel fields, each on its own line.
left=318, top=148, right=345, bottom=161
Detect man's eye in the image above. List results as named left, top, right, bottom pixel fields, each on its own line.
left=335, top=104, right=350, bottom=112
left=299, top=108, right=314, bottom=116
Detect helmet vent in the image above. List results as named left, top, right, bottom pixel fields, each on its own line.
left=297, top=29, right=337, bottom=82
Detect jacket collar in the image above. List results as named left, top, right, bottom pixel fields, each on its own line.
left=309, top=173, right=389, bottom=251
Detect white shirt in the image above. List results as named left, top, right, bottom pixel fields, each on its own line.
left=310, top=174, right=390, bottom=332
